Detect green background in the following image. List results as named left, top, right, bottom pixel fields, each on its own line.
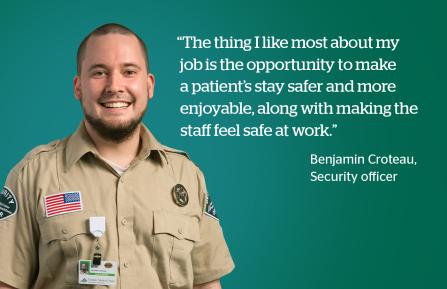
left=1, top=0, right=445, bottom=288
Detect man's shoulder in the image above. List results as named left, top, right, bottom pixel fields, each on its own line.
left=161, top=144, right=190, bottom=160
left=160, top=144, right=203, bottom=171
left=10, top=139, right=62, bottom=177
left=25, top=139, right=61, bottom=157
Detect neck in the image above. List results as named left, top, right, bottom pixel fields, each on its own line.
left=83, top=120, right=141, bottom=168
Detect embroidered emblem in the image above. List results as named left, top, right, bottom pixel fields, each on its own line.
left=0, top=186, right=18, bottom=220
left=45, top=191, right=83, bottom=217
left=172, top=184, right=189, bottom=207
left=205, top=195, right=219, bottom=221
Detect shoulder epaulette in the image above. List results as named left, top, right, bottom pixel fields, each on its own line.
left=161, top=145, right=190, bottom=160
left=24, top=140, right=60, bottom=160
left=13, top=140, right=60, bottom=173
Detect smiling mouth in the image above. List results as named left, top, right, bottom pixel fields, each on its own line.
left=100, top=101, right=131, bottom=108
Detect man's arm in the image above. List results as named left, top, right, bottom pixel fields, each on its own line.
left=0, top=281, right=16, bottom=289
left=194, top=279, right=222, bottom=289
left=0, top=171, right=38, bottom=288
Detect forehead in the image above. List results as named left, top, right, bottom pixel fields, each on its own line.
left=82, top=33, right=146, bottom=68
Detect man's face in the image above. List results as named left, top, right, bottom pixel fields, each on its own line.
left=74, top=33, right=154, bottom=142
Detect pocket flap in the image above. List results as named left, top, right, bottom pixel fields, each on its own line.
left=153, top=210, right=200, bottom=242
left=39, top=212, right=91, bottom=243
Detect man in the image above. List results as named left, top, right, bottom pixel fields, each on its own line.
left=0, top=23, right=234, bottom=289
left=80, top=263, right=89, bottom=274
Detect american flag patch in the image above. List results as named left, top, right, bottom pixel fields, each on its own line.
left=44, top=191, right=83, bottom=217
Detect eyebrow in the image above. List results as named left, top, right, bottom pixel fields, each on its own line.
left=88, top=64, right=108, bottom=72
left=122, top=63, right=142, bottom=70
left=88, top=63, right=142, bottom=72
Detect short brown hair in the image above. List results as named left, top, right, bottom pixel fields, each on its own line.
left=76, top=23, right=149, bottom=75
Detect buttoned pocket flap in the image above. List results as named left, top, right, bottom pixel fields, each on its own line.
left=153, top=210, right=200, bottom=242
left=39, top=212, right=91, bottom=243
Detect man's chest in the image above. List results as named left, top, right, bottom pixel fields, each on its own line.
left=32, top=157, right=202, bottom=288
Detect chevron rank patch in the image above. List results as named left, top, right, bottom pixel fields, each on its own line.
left=0, top=186, right=18, bottom=220
left=205, top=195, right=219, bottom=221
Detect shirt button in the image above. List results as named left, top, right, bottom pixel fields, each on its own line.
left=120, top=178, right=125, bottom=183
left=123, top=262, right=129, bottom=268
left=62, top=228, right=68, bottom=234
left=121, top=218, right=128, bottom=225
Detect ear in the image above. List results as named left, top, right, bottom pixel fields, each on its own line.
left=147, top=73, right=155, bottom=100
left=74, top=75, right=82, bottom=100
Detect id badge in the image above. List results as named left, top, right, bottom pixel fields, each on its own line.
left=78, top=260, right=117, bottom=286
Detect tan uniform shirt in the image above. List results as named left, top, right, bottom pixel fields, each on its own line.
left=0, top=124, right=234, bottom=289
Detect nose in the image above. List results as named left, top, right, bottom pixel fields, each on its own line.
left=105, top=71, right=124, bottom=94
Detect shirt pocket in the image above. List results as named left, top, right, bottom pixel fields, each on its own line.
left=39, top=210, right=93, bottom=285
left=152, top=210, right=200, bottom=289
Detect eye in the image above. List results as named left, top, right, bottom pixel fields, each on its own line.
left=92, top=70, right=107, bottom=78
left=124, top=70, right=137, bottom=77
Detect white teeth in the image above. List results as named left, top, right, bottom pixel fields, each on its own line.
left=103, top=102, right=130, bottom=108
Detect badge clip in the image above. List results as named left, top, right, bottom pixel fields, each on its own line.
left=89, top=216, right=105, bottom=238
left=89, top=217, right=105, bottom=266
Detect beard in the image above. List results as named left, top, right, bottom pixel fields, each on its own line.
left=84, top=112, right=145, bottom=143
left=83, top=97, right=147, bottom=143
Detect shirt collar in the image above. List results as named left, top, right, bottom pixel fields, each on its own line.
left=64, top=122, right=167, bottom=172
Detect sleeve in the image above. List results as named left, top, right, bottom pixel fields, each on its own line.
left=0, top=169, right=38, bottom=289
left=191, top=169, right=235, bottom=285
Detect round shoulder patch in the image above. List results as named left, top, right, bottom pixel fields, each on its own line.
left=0, top=186, right=18, bottom=220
